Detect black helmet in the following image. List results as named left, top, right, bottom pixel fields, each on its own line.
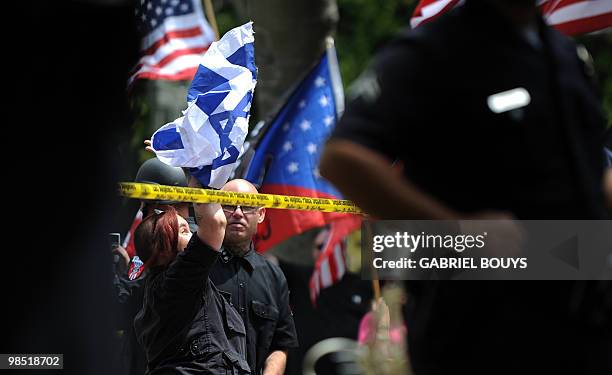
left=135, top=158, right=188, bottom=204
left=136, top=157, right=188, bottom=186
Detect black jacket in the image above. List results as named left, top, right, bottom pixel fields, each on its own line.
left=113, top=270, right=147, bottom=375
left=134, top=235, right=250, bottom=374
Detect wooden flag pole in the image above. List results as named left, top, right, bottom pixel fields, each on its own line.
left=363, top=220, right=381, bottom=300
left=372, top=278, right=381, bottom=301
left=203, top=0, right=219, bottom=40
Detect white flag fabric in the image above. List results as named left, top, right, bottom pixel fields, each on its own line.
left=151, top=22, right=257, bottom=189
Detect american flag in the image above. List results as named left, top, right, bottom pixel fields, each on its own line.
left=243, top=40, right=363, bottom=304
left=309, top=218, right=361, bottom=305
left=540, top=0, right=612, bottom=35
left=122, top=207, right=143, bottom=258
left=129, top=0, right=215, bottom=87
left=410, top=0, right=463, bottom=29
left=410, top=0, right=612, bottom=35
left=244, top=41, right=350, bottom=253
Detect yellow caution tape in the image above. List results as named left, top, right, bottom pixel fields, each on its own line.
left=119, top=182, right=363, bottom=214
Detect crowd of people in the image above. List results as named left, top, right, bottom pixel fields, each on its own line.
left=112, top=160, right=377, bottom=375
left=110, top=1, right=612, bottom=374
left=14, top=0, right=610, bottom=374
left=113, top=161, right=297, bottom=374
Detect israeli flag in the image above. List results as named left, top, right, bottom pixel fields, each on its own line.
left=151, top=22, right=257, bottom=189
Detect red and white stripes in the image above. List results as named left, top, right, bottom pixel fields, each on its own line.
left=309, top=228, right=347, bottom=304
left=122, top=207, right=143, bottom=259
left=309, top=217, right=361, bottom=305
left=128, top=1, right=215, bottom=87
left=541, top=0, right=612, bottom=35
left=410, top=0, right=463, bottom=29
left=410, top=0, right=612, bottom=35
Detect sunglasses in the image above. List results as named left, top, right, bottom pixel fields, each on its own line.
left=221, top=205, right=259, bottom=214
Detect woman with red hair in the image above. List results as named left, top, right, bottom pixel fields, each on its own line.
left=133, top=203, right=251, bottom=374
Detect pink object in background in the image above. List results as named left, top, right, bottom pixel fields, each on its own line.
left=357, top=311, right=406, bottom=345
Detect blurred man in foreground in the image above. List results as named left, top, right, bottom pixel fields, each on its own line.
left=320, top=0, right=611, bottom=373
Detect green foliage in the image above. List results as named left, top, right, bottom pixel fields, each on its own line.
left=334, top=2, right=611, bottom=126
left=127, top=1, right=611, bottom=171
left=127, top=92, right=151, bottom=165
left=335, top=0, right=416, bottom=88
left=127, top=79, right=191, bottom=167
left=216, top=5, right=241, bottom=36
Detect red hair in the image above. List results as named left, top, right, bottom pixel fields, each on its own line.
left=134, top=206, right=180, bottom=268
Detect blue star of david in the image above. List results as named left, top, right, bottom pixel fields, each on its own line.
left=190, top=90, right=252, bottom=186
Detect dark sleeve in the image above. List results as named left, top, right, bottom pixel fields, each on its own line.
left=270, top=269, right=299, bottom=351
left=112, top=273, right=132, bottom=329
left=134, top=237, right=219, bottom=365
left=113, top=272, right=132, bottom=304
left=113, top=273, right=147, bottom=329
left=331, top=37, right=433, bottom=160
left=158, top=234, right=220, bottom=300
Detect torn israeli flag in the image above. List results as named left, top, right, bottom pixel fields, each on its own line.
left=151, top=22, right=257, bottom=189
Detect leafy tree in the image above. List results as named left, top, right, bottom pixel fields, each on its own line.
left=335, top=0, right=414, bottom=88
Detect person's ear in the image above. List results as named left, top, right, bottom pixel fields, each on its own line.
left=257, top=207, right=266, bottom=224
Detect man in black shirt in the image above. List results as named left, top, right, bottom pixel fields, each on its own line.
left=320, top=0, right=611, bottom=373
left=209, top=179, right=299, bottom=375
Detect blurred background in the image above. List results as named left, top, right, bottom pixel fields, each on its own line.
left=124, top=0, right=612, bottom=173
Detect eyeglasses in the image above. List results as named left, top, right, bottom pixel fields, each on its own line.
left=221, top=205, right=259, bottom=214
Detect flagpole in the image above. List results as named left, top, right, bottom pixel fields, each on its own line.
left=363, top=220, right=381, bottom=300
left=325, top=37, right=345, bottom=117
left=203, top=0, right=219, bottom=40
left=372, top=278, right=381, bottom=301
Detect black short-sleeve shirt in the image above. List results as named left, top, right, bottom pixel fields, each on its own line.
left=209, top=245, right=299, bottom=374
left=329, top=2, right=611, bottom=374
